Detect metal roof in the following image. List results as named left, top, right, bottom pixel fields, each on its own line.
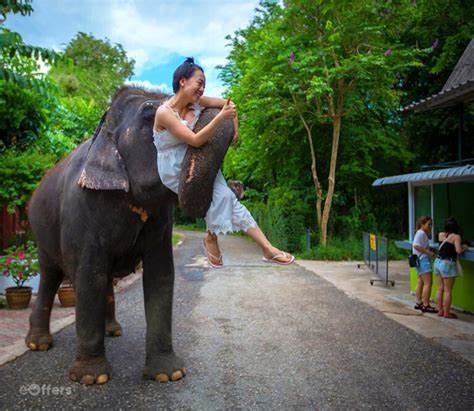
left=402, top=39, right=474, bottom=112
left=372, top=165, right=474, bottom=186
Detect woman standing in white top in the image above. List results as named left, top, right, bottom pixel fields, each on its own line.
left=153, top=58, right=295, bottom=268
left=412, top=216, right=437, bottom=313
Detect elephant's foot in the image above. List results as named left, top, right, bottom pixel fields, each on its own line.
left=105, top=320, right=122, bottom=337
left=69, top=356, right=112, bottom=385
left=25, top=329, right=53, bottom=351
left=142, top=352, right=187, bottom=383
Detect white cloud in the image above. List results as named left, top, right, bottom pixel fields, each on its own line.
left=5, top=0, right=259, bottom=97
left=105, top=1, right=257, bottom=75
left=124, top=80, right=172, bottom=94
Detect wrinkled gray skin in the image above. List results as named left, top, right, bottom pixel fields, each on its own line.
left=25, top=87, right=233, bottom=384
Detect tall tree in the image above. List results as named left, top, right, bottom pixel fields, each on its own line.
left=222, top=0, right=424, bottom=245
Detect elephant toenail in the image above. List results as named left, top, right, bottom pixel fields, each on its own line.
left=28, top=343, right=37, bottom=350
left=69, top=373, right=78, bottom=382
left=155, top=373, right=169, bottom=383
left=80, top=375, right=95, bottom=385
left=171, top=370, right=183, bottom=381
left=182, top=368, right=187, bottom=376
left=96, top=374, right=109, bottom=384
left=39, top=344, right=49, bottom=351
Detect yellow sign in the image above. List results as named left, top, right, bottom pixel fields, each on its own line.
left=370, top=234, right=377, bottom=251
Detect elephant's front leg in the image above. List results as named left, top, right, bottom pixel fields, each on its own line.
left=142, top=223, right=186, bottom=383
left=69, top=258, right=112, bottom=385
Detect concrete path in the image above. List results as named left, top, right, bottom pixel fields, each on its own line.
left=298, top=260, right=474, bottom=365
left=0, top=231, right=473, bottom=410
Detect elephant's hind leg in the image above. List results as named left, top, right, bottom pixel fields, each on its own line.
left=105, top=278, right=122, bottom=337
left=25, top=250, right=64, bottom=351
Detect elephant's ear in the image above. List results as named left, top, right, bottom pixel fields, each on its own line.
left=78, top=114, right=129, bottom=192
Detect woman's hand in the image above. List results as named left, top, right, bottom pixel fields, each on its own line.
left=218, top=99, right=236, bottom=121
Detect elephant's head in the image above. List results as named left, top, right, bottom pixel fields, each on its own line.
left=78, top=86, right=234, bottom=217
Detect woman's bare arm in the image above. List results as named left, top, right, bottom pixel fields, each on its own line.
left=199, top=96, right=227, bottom=108
left=454, top=234, right=468, bottom=254
left=413, top=244, right=434, bottom=257
left=196, top=96, right=239, bottom=143
left=154, top=103, right=236, bottom=148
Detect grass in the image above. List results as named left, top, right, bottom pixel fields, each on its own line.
left=172, top=232, right=184, bottom=246
left=174, top=223, right=206, bottom=232
left=174, top=224, right=409, bottom=262
left=296, top=237, right=408, bottom=261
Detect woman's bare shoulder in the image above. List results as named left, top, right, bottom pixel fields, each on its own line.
left=154, top=105, right=175, bottom=131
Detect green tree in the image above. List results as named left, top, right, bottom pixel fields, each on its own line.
left=0, top=0, right=59, bottom=85
left=222, top=0, right=423, bottom=245
left=0, top=0, right=59, bottom=150
left=49, top=32, right=135, bottom=109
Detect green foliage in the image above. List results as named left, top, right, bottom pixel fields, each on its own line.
left=297, top=237, right=407, bottom=261
left=0, top=1, right=60, bottom=85
left=243, top=187, right=308, bottom=253
left=172, top=233, right=183, bottom=246
left=0, top=11, right=135, bottom=213
left=1, top=0, right=33, bottom=20
left=0, top=240, right=40, bottom=287
left=218, top=0, right=474, bottom=257
left=399, top=0, right=474, bottom=165
left=48, top=96, right=103, bottom=143
left=49, top=32, right=135, bottom=109
left=0, top=148, right=55, bottom=212
left=0, top=78, right=50, bottom=150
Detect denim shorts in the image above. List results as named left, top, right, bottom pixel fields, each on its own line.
left=416, top=255, right=432, bottom=275
left=434, top=257, right=457, bottom=278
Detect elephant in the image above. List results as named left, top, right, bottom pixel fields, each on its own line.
left=25, top=86, right=234, bottom=385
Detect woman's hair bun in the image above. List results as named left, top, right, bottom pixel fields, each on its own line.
left=185, top=57, right=195, bottom=64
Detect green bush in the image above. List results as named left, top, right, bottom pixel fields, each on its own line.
left=245, top=187, right=307, bottom=253
left=297, top=237, right=408, bottom=261
left=0, top=148, right=56, bottom=212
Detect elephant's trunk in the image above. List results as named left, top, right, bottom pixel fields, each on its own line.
left=178, top=108, right=234, bottom=218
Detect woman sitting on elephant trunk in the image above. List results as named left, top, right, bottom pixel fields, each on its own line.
left=153, top=57, right=294, bottom=268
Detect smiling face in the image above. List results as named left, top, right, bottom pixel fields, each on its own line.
left=178, top=69, right=205, bottom=103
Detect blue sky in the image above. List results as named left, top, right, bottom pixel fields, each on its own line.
left=4, top=0, right=260, bottom=96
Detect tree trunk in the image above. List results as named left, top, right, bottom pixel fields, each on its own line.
left=290, top=92, right=323, bottom=232
left=320, top=114, right=342, bottom=246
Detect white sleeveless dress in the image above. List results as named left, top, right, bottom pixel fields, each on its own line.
left=153, top=102, right=257, bottom=235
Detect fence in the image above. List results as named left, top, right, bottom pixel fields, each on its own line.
left=1, top=206, right=22, bottom=251
left=363, top=232, right=394, bottom=286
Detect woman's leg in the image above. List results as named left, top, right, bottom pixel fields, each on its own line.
left=420, top=272, right=432, bottom=307
left=204, top=231, right=222, bottom=266
left=443, top=277, right=456, bottom=318
left=435, top=274, right=444, bottom=315
left=415, top=275, right=423, bottom=306
left=203, top=170, right=293, bottom=265
left=245, top=225, right=293, bottom=263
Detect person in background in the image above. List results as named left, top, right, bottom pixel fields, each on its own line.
left=435, top=217, right=468, bottom=319
left=413, top=216, right=437, bottom=313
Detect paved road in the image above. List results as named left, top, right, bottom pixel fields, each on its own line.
left=0, top=231, right=473, bottom=410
